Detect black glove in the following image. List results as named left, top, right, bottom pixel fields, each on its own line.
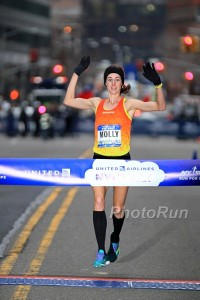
left=142, top=62, right=162, bottom=86
left=74, top=56, right=90, bottom=76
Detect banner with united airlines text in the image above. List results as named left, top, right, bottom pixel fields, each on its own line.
left=0, top=158, right=200, bottom=186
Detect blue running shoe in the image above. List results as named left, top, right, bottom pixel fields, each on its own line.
left=93, top=249, right=110, bottom=268
left=107, top=242, right=119, bottom=263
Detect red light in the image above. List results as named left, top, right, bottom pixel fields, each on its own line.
left=10, top=90, right=19, bottom=101
left=63, top=26, right=72, bottom=33
left=38, top=105, right=46, bottom=114
left=154, top=62, right=165, bottom=72
left=184, top=72, right=194, bottom=81
left=183, top=36, right=193, bottom=46
left=53, top=64, right=63, bottom=74
left=29, top=48, right=39, bottom=63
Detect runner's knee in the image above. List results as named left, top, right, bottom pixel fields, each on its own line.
left=94, top=196, right=105, bottom=210
left=112, top=205, right=125, bottom=218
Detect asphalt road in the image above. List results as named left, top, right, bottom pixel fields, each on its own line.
left=0, top=134, right=200, bottom=300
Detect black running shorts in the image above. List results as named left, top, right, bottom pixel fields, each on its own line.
left=93, top=152, right=131, bottom=160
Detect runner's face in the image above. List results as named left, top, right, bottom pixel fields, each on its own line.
left=106, top=73, right=122, bottom=95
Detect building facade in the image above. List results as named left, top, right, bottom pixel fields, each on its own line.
left=0, top=0, right=52, bottom=98
left=81, top=0, right=167, bottom=63
left=163, top=0, right=200, bottom=98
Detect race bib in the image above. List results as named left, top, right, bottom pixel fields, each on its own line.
left=97, top=125, right=121, bottom=147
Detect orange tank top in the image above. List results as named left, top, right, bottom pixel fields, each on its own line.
left=93, top=98, right=132, bottom=156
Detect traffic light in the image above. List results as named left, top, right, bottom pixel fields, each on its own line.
left=184, top=71, right=194, bottom=81
left=180, top=35, right=200, bottom=53
left=29, top=48, right=39, bottom=63
left=10, top=89, right=19, bottom=101
left=52, top=64, right=64, bottom=75
left=154, top=61, right=165, bottom=72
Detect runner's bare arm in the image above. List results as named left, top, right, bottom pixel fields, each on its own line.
left=63, top=73, right=100, bottom=110
left=127, top=87, right=166, bottom=112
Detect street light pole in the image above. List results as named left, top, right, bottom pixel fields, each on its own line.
left=0, top=29, right=22, bottom=95
left=0, top=27, right=39, bottom=57
left=1, top=29, right=22, bottom=52
left=0, top=27, right=39, bottom=96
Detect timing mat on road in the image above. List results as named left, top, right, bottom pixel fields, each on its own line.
left=0, top=158, right=200, bottom=186
left=0, top=275, right=200, bottom=290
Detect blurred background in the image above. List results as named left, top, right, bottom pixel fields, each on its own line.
left=0, top=0, right=200, bottom=140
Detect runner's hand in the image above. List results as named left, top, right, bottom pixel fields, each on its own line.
left=74, top=56, right=90, bottom=76
left=142, top=62, right=162, bottom=86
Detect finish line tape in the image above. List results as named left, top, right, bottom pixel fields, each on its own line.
left=0, top=275, right=200, bottom=290
left=0, top=158, right=200, bottom=186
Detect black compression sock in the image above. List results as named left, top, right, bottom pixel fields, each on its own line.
left=111, top=214, right=125, bottom=243
left=93, top=211, right=107, bottom=252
